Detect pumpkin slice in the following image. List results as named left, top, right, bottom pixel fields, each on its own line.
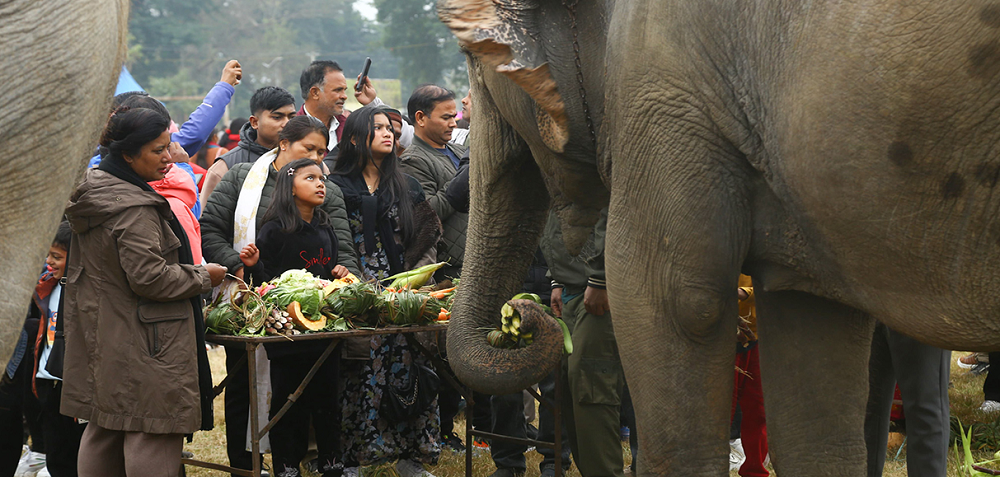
left=287, top=301, right=326, bottom=331
left=322, top=272, right=361, bottom=297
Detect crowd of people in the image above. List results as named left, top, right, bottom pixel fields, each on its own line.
left=0, top=56, right=997, bottom=477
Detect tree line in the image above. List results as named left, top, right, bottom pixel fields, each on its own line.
left=128, top=0, right=466, bottom=121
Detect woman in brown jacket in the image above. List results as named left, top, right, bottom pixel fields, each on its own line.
left=62, top=107, right=227, bottom=477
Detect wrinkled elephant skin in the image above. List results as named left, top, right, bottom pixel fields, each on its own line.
left=439, top=1, right=1000, bottom=475
left=0, top=0, right=129, bottom=360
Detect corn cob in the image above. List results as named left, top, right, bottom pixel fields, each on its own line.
left=385, top=262, right=447, bottom=290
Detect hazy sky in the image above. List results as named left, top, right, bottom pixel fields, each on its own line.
left=354, top=0, right=377, bottom=21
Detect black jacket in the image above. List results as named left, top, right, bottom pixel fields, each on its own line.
left=216, top=122, right=271, bottom=169
left=330, top=172, right=441, bottom=274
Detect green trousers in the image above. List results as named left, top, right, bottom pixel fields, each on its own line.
left=561, top=295, right=626, bottom=477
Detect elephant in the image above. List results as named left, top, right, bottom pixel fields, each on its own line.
left=437, top=0, right=1000, bottom=475
left=0, top=0, right=129, bottom=360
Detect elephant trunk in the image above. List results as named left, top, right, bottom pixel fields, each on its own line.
left=445, top=135, right=559, bottom=395
left=449, top=298, right=564, bottom=395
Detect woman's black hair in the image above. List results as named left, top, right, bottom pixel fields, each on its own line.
left=261, top=158, right=329, bottom=234
left=333, top=106, right=415, bottom=245
left=99, top=106, right=171, bottom=162
left=115, top=92, right=172, bottom=122
left=279, top=115, right=330, bottom=146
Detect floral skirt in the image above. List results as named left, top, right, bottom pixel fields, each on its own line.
left=340, top=333, right=441, bottom=466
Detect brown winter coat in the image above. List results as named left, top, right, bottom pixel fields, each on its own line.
left=61, top=169, right=213, bottom=435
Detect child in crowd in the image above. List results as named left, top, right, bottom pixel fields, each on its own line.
left=240, top=158, right=348, bottom=477
left=1, top=222, right=77, bottom=477
left=30, top=221, right=87, bottom=477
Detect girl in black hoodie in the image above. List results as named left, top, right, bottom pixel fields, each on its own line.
left=240, top=158, right=348, bottom=477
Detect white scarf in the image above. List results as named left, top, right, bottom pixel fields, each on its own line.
left=233, top=148, right=279, bottom=251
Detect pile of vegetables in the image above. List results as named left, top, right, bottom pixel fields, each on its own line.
left=205, top=262, right=457, bottom=337
left=485, top=293, right=573, bottom=354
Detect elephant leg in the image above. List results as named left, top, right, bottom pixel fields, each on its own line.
left=606, top=161, right=751, bottom=475
left=755, top=291, right=875, bottom=477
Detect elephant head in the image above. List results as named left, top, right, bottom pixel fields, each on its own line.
left=0, top=0, right=129, bottom=359
left=439, top=0, right=611, bottom=254
left=437, top=0, right=611, bottom=394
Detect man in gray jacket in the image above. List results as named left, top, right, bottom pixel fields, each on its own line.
left=399, top=84, right=469, bottom=281
left=400, top=84, right=471, bottom=452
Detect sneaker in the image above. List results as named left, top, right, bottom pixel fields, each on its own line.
left=620, top=426, right=631, bottom=442
left=316, top=458, right=343, bottom=477
left=729, top=439, right=746, bottom=472
left=981, top=400, right=1000, bottom=413
left=441, top=432, right=466, bottom=452
left=488, top=469, right=525, bottom=477
left=396, top=459, right=437, bottom=477
left=14, top=450, right=46, bottom=477
left=473, top=437, right=490, bottom=449
left=540, top=468, right=556, bottom=477
left=958, top=353, right=988, bottom=369
left=972, top=362, right=991, bottom=376
left=35, top=468, right=50, bottom=477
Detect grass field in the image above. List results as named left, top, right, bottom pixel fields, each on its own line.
left=180, top=349, right=998, bottom=476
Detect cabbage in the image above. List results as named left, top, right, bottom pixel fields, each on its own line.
left=264, top=269, right=325, bottom=317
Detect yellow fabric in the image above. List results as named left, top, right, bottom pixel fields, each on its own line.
left=738, top=274, right=757, bottom=344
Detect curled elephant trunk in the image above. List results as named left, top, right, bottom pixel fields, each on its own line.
left=448, top=298, right=564, bottom=395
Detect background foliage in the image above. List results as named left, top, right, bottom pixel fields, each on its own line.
left=127, top=0, right=466, bottom=123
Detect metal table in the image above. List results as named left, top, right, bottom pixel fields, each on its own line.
left=183, top=324, right=563, bottom=477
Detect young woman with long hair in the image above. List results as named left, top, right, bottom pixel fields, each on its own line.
left=330, top=106, right=442, bottom=477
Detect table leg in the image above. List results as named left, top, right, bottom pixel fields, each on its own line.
left=247, top=342, right=260, bottom=477
left=554, top=365, right=563, bottom=477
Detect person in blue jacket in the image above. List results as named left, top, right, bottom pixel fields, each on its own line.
left=88, top=60, right=242, bottom=218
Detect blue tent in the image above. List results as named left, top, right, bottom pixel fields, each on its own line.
left=115, top=66, right=144, bottom=96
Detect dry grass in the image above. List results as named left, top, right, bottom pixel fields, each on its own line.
left=183, top=349, right=996, bottom=476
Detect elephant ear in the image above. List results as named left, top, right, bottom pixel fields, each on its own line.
left=438, top=0, right=570, bottom=153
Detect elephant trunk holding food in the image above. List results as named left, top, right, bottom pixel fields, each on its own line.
left=0, top=0, right=129, bottom=360
left=439, top=0, right=1000, bottom=475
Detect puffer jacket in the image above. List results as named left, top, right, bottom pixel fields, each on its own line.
left=399, top=135, right=469, bottom=276
left=200, top=122, right=273, bottom=210
left=61, top=169, right=213, bottom=434
left=219, top=122, right=272, bottom=169
left=200, top=159, right=362, bottom=277
left=151, top=166, right=203, bottom=263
